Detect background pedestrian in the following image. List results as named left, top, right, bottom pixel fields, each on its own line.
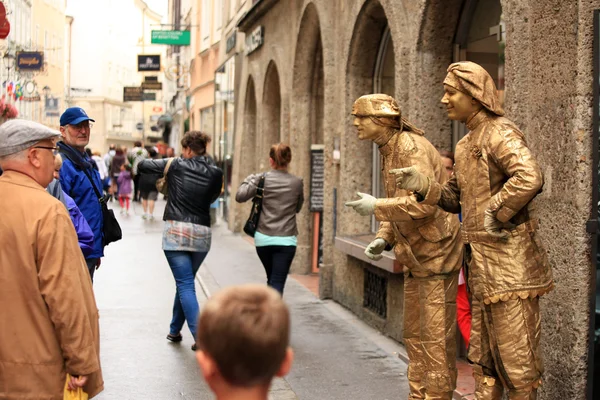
left=138, top=131, right=223, bottom=349
left=235, top=143, right=304, bottom=295
left=117, top=163, right=132, bottom=215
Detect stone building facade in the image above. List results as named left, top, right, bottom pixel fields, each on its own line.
left=228, top=0, right=599, bottom=397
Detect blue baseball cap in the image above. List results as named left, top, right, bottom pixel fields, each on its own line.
left=60, top=107, right=95, bottom=126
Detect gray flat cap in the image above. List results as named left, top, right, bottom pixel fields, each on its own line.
left=0, top=119, right=60, bottom=157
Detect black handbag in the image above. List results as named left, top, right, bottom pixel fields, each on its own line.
left=80, top=166, right=123, bottom=247
left=243, top=174, right=266, bottom=237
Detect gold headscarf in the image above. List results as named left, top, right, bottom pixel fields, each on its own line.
left=443, top=61, right=505, bottom=116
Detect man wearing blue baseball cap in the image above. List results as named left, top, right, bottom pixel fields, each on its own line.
left=57, top=106, right=105, bottom=281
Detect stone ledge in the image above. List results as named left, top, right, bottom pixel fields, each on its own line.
left=334, top=234, right=403, bottom=273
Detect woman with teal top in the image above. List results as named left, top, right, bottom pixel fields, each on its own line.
left=235, top=143, right=304, bottom=294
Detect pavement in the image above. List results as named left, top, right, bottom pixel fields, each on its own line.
left=92, top=199, right=414, bottom=399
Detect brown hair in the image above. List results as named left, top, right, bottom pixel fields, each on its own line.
left=181, top=131, right=211, bottom=155
left=197, top=284, right=290, bottom=387
left=439, top=150, right=454, bottom=162
left=269, top=143, right=292, bottom=168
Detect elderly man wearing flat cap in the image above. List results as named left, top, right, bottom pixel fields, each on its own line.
left=0, top=120, right=103, bottom=398
left=345, top=94, right=463, bottom=400
left=57, top=106, right=105, bottom=281
left=393, top=62, right=553, bottom=399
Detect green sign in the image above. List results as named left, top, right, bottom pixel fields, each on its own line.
left=151, top=30, right=190, bottom=45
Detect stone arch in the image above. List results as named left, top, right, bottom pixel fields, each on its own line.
left=412, top=0, right=464, bottom=149
left=243, top=75, right=258, bottom=173
left=262, top=60, right=281, bottom=168
left=342, top=0, right=391, bottom=235
left=290, top=1, right=325, bottom=274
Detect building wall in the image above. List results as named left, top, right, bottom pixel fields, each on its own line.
left=231, top=0, right=597, bottom=397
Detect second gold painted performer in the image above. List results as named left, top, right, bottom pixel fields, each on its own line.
left=393, top=62, right=553, bottom=400
left=345, top=94, right=463, bottom=399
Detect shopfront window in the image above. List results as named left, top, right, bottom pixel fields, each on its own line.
left=215, top=57, right=236, bottom=221
left=371, top=26, right=395, bottom=232
left=453, top=0, right=504, bottom=146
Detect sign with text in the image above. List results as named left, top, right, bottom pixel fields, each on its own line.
left=137, top=54, right=161, bottom=71
left=123, top=86, right=143, bottom=102
left=16, top=51, right=44, bottom=71
left=245, top=26, right=264, bottom=55
left=141, top=81, right=162, bottom=90
left=309, top=145, right=325, bottom=212
left=151, top=30, right=190, bottom=45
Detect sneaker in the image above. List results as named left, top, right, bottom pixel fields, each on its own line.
left=149, top=215, right=155, bottom=221
left=142, top=214, right=148, bottom=220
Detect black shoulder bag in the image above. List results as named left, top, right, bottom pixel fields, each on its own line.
left=243, top=174, right=266, bottom=237
left=62, top=148, right=122, bottom=247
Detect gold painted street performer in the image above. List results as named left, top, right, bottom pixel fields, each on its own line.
left=345, top=94, right=463, bottom=400
left=392, top=62, right=553, bottom=400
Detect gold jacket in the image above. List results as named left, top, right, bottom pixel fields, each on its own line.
left=374, top=129, right=463, bottom=278
left=423, top=110, right=554, bottom=304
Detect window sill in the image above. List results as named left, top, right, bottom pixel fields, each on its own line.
left=334, top=234, right=404, bottom=274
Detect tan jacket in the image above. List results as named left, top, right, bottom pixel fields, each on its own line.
left=0, top=171, right=103, bottom=399
left=423, top=110, right=554, bottom=304
left=235, top=170, right=304, bottom=237
left=374, top=130, right=462, bottom=278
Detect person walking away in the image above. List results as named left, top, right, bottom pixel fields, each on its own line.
left=117, top=163, right=133, bottom=215
left=138, top=131, right=223, bottom=349
left=0, top=119, right=103, bottom=398
left=57, top=106, right=105, bottom=282
left=195, top=284, right=293, bottom=400
left=109, top=146, right=126, bottom=200
left=129, top=140, right=148, bottom=202
left=139, top=147, right=161, bottom=220
left=50, top=153, right=95, bottom=258
left=393, top=61, right=553, bottom=399
left=235, top=143, right=304, bottom=295
left=91, top=150, right=110, bottom=196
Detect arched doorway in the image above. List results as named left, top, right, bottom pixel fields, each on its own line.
left=292, top=2, right=325, bottom=274
left=262, top=61, right=281, bottom=170
left=344, top=0, right=391, bottom=236
left=243, top=76, right=257, bottom=172
left=452, top=0, right=504, bottom=145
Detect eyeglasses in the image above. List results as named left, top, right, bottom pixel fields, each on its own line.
left=34, top=146, right=59, bottom=155
left=68, top=121, right=93, bottom=131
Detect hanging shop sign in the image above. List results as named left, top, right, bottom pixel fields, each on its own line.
left=21, top=95, right=41, bottom=102
left=16, top=52, right=44, bottom=71
left=137, top=55, right=161, bottom=72
left=123, top=86, right=143, bottom=102
left=145, top=76, right=158, bottom=82
left=226, top=31, right=237, bottom=54
left=142, top=92, right=156, bottom=101
left=151, top=30, right=190, bottom=46
left=141, top=81, right=162, bottom=90
left=245, top=26, right=264, bottom=55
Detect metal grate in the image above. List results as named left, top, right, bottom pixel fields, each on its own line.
left=363, top=268, right=387, bottom=318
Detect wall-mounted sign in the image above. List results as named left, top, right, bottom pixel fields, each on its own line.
left=245, top=26, right=264, bottom=55
left=124, top=86, right=143, bottom=102
left=151, top=30, right=190, bottom=46
left=226, top=31, right=236, bottom=53
left=141, top=81, right=162, bottom=91
left=309, top=145, right=325, bottom=212
left=137, top=55, right=161, bottom=72
left=21, top=95, right=41, bottom=102
left=16, top=51, right=44, bottom=71
left=142, top=92, right=156, bottom=101
left=145, top=76, right=158, bottom=82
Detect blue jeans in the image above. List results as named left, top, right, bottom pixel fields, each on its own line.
left=255, top=246, right=296, bottom=294
left=164, top=250, right=208, bottom=339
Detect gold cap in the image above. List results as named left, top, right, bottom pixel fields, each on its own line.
left=351, top=94, right=401, bottom=118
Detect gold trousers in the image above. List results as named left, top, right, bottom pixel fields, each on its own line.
left=404, top=274, right=458, bottom=399
left=468, top=297, right=543, bottom=400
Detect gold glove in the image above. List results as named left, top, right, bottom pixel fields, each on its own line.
left=390, top=167, right=430, bottom=196
left=483, top=209, right=514, bottom=239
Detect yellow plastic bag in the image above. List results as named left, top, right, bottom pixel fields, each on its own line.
left=63, top=374, right=89, bottom=400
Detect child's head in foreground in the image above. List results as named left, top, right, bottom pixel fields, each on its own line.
left=196, top=284, right=293, bottom=396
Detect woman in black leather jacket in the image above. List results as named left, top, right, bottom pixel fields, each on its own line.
left=138, top=132, right=223, bottom=350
